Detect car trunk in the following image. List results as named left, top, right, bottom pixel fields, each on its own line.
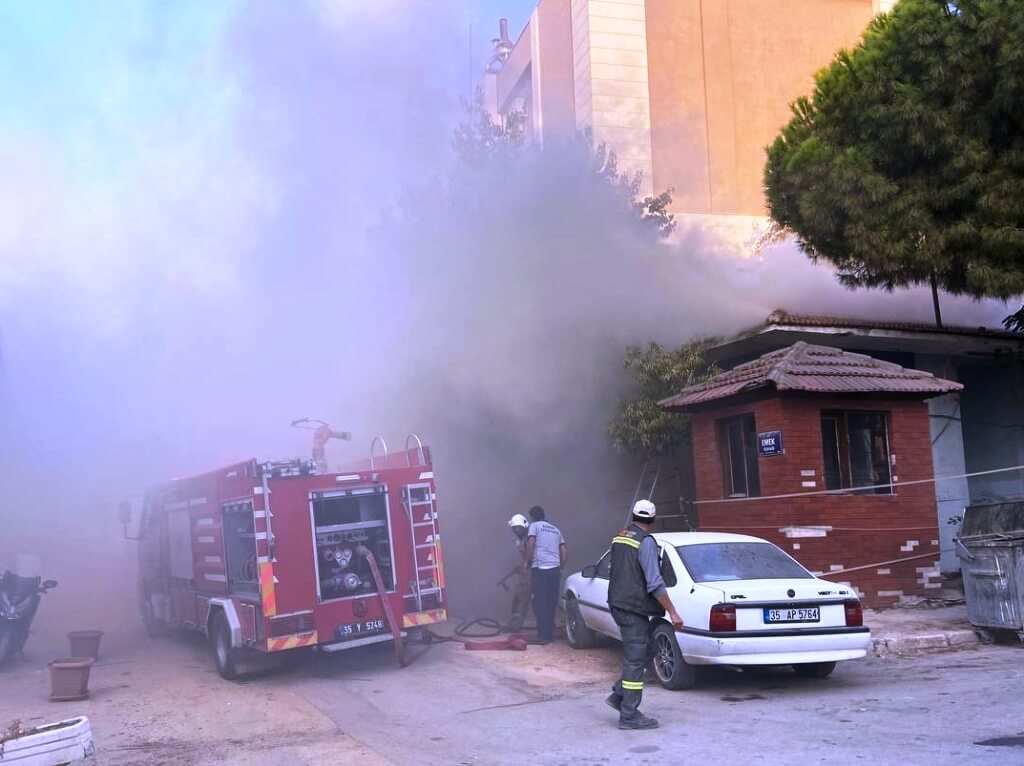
left=697, top=579, right=853, bottom=631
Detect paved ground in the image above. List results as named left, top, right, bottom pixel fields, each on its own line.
left=2, top=622, right=1022, bottom=766
left=865, top=603, right=982, bottom=654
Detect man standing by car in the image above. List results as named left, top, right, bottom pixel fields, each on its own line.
left=606, top=499, right=683, bottom=730
left=523, top=506, right=566, bottom=644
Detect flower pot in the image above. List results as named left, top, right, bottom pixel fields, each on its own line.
left=48, top=658, right=94, bottom=702
left=0, top=715, right=95, bottom=764
left=67, top=630, right=103, bottom=661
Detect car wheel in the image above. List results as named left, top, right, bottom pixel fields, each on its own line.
left=650, top=622, right=697, bottom=690
left=793, top=661, right=836, bottom=679
left=564, top=596, right=597, bottom=649
left=210, top=612, right=240, bottom=680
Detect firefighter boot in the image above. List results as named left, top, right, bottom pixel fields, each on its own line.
left=618, top=713, right=659, bottom=730
left=605, top=693, right=623, bottom=712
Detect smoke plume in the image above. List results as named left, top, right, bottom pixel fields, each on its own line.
left=0, top=0, right=1013, bottom=628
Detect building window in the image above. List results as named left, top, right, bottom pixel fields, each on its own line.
left=821, top=411, right=893, bottom=494
left=717, top=414, right=761, bottom=498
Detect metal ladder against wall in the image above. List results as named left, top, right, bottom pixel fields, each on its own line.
left=625, top=459, right=662, bottom=525
left=402, top=483, right=442, bottom=613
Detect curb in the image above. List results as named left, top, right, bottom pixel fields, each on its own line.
left=871, top=628, right=979, bottom=656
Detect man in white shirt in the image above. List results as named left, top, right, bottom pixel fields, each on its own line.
left=523, top=505, right=567, bottom=644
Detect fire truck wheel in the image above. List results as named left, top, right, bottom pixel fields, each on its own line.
left=210, top=612, right=240, bottom=680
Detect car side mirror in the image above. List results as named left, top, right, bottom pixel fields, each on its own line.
left=42, top=580, right=58, bottom=590
left=581, top=564, right=597, bottom=578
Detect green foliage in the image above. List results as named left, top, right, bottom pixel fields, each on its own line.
left=452, top=90, right=525, bottom=167
left=765, top=0, right=1024, bottom=324
left=609, top=340, right=717, bottom=458
left=452, top=90, right=675, bottom=239
left=589, top=139, right=676, bottom=238
left=1004, top=306, right=1024, bottom=332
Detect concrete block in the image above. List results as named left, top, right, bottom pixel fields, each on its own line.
left=946, top=630, right=979, bottom=647
left=890, top=633, right=948, bottom=653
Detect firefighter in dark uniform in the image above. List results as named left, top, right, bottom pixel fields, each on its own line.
left=605, top=499, right=683, bottom=730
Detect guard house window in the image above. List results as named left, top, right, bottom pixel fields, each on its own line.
left=717, top=414, right=761, bottom=498
left=821, top=412, right=892, bottom=494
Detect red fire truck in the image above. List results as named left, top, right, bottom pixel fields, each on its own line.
left=122, top=427, right=445, bottom=679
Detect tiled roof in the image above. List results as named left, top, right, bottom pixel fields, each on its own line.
left=765, top=309, right=1024, bottom=341
left=659, top=341, right=962, bottom=410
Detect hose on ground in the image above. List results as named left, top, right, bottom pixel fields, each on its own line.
left=455, top=618, right=502, bottom=638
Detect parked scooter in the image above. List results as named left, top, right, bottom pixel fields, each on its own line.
left=0, top=570, right=58, bottom=667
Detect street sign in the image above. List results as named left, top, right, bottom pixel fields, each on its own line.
left=758, top=430, right=784, bottom=457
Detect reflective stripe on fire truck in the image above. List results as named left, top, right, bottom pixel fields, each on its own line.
left=402, top=608, right=447, bottom=628
left=266, top=630, right=319, bottom=652
left=259, top=561, right=277, bottom=617
left=434, top=542, right=446, bottom=588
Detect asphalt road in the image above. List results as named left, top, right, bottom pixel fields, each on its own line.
left=2, top=629, right=1022, bottom=765
left=280, top=636, right=1022, bottom=766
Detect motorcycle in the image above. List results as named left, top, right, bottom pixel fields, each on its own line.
left=0, top=570, right=58, bottom=667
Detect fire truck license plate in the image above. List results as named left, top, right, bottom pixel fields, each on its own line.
left=763, top=607, right=820, bottom=624
left=337, top=618, right=387, bottom=640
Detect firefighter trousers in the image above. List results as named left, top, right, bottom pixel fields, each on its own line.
left=610, top=608, right=654, bottom=720
left=508, top=570, right=531, bottom=631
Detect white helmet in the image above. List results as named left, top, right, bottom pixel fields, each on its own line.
left=508, top=513, right=529, bottom=529
left=632, top=499, right=656, bottom=520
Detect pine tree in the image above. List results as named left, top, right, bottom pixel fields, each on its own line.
left=765, top=0, right=1024, bottom=328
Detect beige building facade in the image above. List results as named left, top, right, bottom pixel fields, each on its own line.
left=486, top=0, right=898, bottom=224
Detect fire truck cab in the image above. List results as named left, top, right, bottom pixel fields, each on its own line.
left=127, top=435, right=445, bottom=679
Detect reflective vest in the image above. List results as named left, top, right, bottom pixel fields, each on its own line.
left=607, top=523, right=664, bottom=617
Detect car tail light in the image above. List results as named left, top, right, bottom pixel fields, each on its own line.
left=709, top=604, right=736, bottom=632
left=270, top=611, right=315, bottom=637
left=844, top=600, right=863, bottom=627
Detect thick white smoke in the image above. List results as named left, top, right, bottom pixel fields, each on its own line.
left=0, top=1, right=1013, bottom=626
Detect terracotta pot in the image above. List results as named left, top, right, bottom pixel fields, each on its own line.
left=67, top=630, right=104, bottom=660
left=49, top=658, right=94, bottom=702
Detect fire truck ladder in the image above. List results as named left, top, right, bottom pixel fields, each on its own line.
left=403, top=452, right=441, bottom=614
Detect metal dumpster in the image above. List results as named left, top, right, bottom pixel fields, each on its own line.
left=956, top=501, right=1024, bottom=640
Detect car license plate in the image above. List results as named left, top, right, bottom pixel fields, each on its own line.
left=763, top=606, right=820, bottom=624
left=336, top=618, right=387, bottom=641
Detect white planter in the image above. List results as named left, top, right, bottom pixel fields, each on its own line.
left=0, top=716, right=94, bottom=765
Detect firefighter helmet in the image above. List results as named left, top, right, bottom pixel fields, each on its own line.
left=632, top=499, right=656, bottom=520
left=507, top=513, right=529, bottom=529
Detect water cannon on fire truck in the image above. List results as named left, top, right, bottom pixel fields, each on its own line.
left=121, top=421, right=446, bottom=679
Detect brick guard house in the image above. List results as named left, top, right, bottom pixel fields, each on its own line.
left=660, top=342, right=961, bottom=607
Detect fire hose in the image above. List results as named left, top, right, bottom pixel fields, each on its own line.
left=418, top=619, right=528, bottom=651
left=359, top=546, right=408, bottom=667
left=398, top=569, right=564, bottom=659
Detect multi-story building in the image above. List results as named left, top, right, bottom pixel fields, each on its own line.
left=485, top=0, right=899, bottom=242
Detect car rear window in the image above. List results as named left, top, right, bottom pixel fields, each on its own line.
left=675, top=542, right=813, bottom=582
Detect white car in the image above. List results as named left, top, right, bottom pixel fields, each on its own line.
left=563, top=532, right=871, bottom=689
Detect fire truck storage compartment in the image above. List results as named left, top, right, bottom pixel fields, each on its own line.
left=311, top=486, right=395, bottom=602
left=222, top=500, right=258, bottom=595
